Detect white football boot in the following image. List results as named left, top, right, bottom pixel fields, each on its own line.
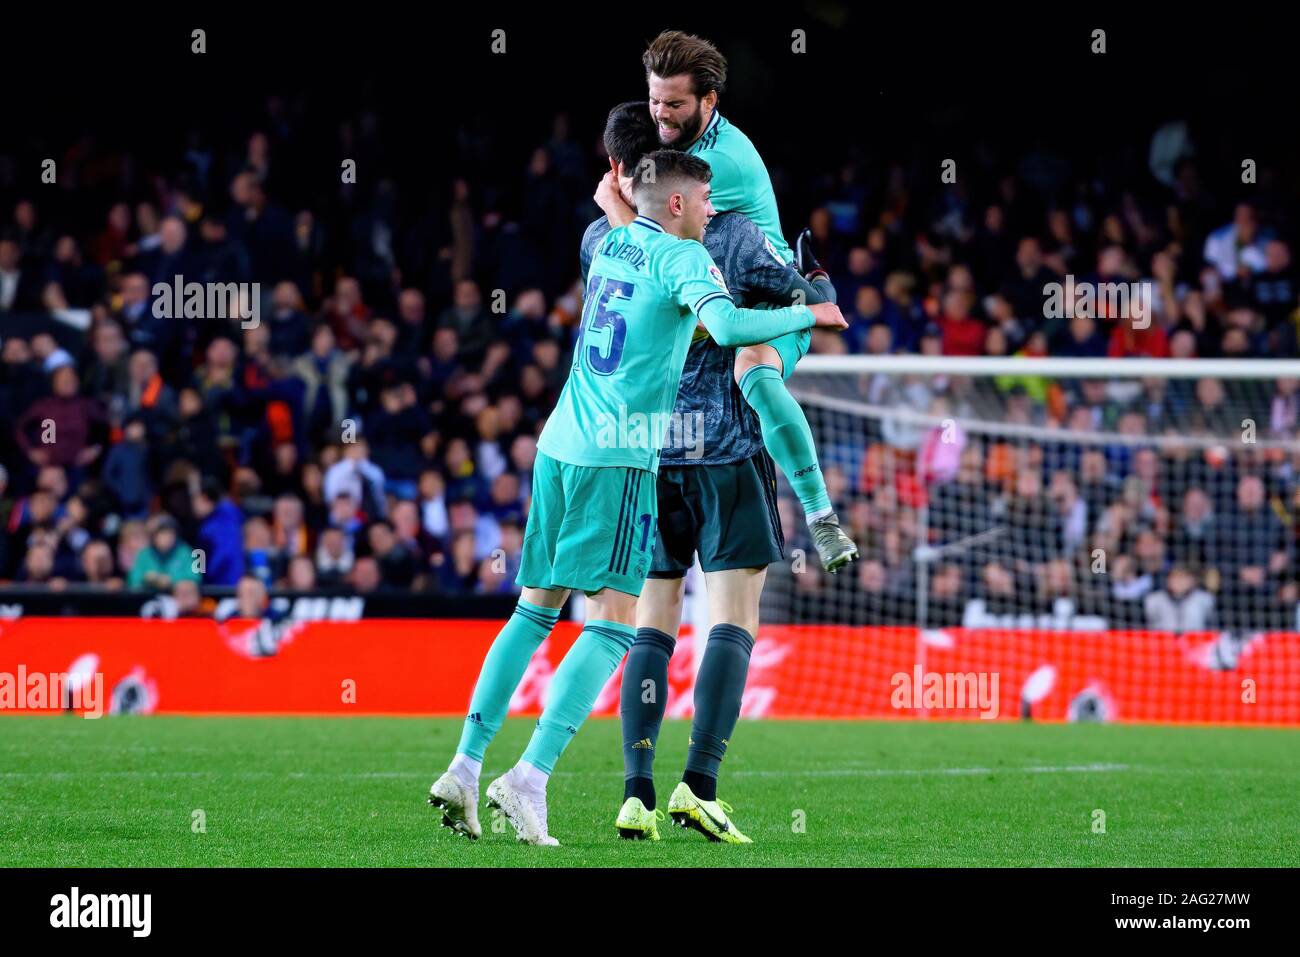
left=428, top=770, right=482, bottom=840
left=485, top=766, right=560, bottom=846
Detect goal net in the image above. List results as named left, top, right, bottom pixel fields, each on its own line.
left=733, top=355, right=1300, bottom=723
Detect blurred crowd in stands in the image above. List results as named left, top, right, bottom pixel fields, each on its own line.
left=1, top=99, right=1297, bottom=629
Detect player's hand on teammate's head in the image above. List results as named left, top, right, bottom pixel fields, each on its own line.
left=594, top=170, right=636, bottom=227
left=809, top=302, right=848, bottom=331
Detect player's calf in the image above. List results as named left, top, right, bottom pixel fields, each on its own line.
left=734, top=357, right=859, bottom=572
left=620, top=624, right=675, bottom=813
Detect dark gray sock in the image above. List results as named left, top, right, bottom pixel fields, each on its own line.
left=621, top=627, right=676, bottom=799
left=684, top=623, right=755, bottom=795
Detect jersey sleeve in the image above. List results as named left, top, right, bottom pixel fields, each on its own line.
left=660, top=238, right=815, bottom=347
left=578, top=218, right=608, bottom=284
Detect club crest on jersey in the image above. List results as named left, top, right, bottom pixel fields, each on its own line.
left=708, top=265, right=728, bottom=291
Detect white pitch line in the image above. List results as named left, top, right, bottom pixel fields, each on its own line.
left=718, top=763, right=1132, bottom=778
left=0, top=763, right=1132, bottom=781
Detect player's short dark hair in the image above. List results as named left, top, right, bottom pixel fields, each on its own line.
left=630, top=149, right=712, bottom=202
left=642, top=30, right=727, bottom=98
left=603, top=101, right=659, bottom=170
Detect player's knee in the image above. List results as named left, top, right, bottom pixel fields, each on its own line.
left=588, top=587, right=638, bottom=626
left=734, top=345, right=782, bottom=385
left=521, top=585, right=568, bottom=609
left=631, top=626, right=677, bottom=657
left=736, top=361, right=783, bottom=400
left=712, top=618, right=759, bottom=645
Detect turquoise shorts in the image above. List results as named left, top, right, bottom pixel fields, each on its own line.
left=764, top=327, right=811, bottom=381
left=517, top=452, right=658, bottom=597
left=740, top=301, right=811, bottom=380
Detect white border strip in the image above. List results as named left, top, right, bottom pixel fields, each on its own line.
left=796, top=355, right=1300, bottom=380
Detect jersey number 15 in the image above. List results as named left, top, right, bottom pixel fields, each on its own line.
left=576, top=274, right=634, bottom=375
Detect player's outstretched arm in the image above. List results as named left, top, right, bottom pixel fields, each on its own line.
left=698, top=297, right=845, bottom=348
left=667, top=239, right=846, bottom=347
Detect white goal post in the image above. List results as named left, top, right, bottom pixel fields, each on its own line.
left=770, top=353, right=1300, bottom=636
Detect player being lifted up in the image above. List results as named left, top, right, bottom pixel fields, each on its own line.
left=429, top=150, right=848, bottom=846
left=641, top=29, right=858, bottom=573
left=589, top=103, right=841, bottom=842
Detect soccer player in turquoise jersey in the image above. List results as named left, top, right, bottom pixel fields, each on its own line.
left=643, top=30, right=859, bottom=573
left=428, top=150, right=847, bottom=846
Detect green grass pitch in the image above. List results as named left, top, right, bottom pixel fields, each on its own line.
left=2, top=716, right=1297, bottom=867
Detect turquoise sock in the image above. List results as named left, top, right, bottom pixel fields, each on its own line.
left=521, top=619, right=635, bottom=774
left=456, top=600, right=560, bottom=762
left=739, top=364, right=832, bottom=519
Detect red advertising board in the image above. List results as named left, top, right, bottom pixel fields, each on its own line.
left=0, top=618, right=1296, bottom=724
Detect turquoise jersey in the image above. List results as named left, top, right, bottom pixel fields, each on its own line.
left=540, top=215, right=814, bottom=472
left=686, top=111, right=793, bottom=264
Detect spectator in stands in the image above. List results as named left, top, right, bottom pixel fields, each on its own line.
left=1248, top=240, right=1296, bottom=331
left=970, top=561, right=1019, bottom=620
left=234, top=573, right=271, bottom=619
left=937, top=289, right=985, bottom=356
left=925, top=562, right=966, bottom=627
left=292, top=323, right=350, bottom=445
left=393, top=288, right=432, bottom=356
left=46, top=235, right=104, bottom=307
left=79, top=539, right=119, bottom=588
left=1053, top=312, right=1107, bottom=358
left=1209, top=474, right=1292, bottom=628
left=349, top=556, right=383, bottom=594
left=83, top=320, right=131, bottom=412
left=0, top=237, right=43, bottom=313
left=18, top=540, right=57, bottom=585
left=192, top=478, right=246, bottom=586
left=128, top=516, right=200, bottom=591
left=436, top=529, right=481, bottom=594
left=15, top=366, right=108, bottom=472
left=125, top=347, right=177, bottom=443
left=1144, top=566, right=1215, bottom=632
left=367, top=382, right=432, bottom=499
left=226, top=169, right=296, bottom=286
left=315, top=527, right=354, bottom=588
left=172, top=578, right=205, bottom=617
left=270, top=494, right=310, bottom=563
left=1166, top=486, right=1213, bottom=573
left=1000, top=237, right=1055, bottom=323
left=324, top=439, right=387, bottom=520
left=437, top=279, right=493, bottom=364
left=242, top=516, right=276, bottom=588
left=391, top=498, right=438, bottom=568
left=285, top=555, right=318, bottom=591
left=138, top=216, right=193, bottom=287
left=367, top=519, right=417, bottom=590
left=102, top=415, right=153, bottom=518
left=1204, top=203, right=1268, bottom=281
left=1048, top=470, right=1089, bottom=555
